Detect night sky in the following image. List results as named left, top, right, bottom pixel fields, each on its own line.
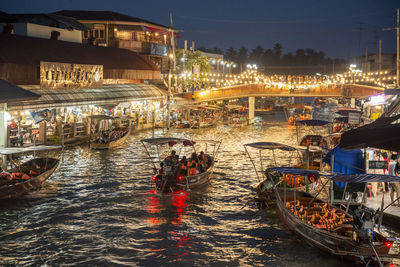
left=1, top=0, right=398, bottom=59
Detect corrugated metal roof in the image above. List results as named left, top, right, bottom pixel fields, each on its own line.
left=7, top=83, right=166, bottom=110
left=0, top=78, right=40, bottom=103
left=0, top=13, right=89, bottom=31
left=0, top=33, right=159, bottom=71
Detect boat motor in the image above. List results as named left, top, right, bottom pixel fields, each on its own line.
left=352, top=206, right=376, bottom=243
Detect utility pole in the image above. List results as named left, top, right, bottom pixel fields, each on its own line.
left=379, top=40, right=382, bottom=74
left=385, top=8, right=400, bottom=86
left=166, top=13, right=177, bottom=129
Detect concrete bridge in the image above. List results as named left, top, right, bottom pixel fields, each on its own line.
left=176, top=83, right=385, bottom=103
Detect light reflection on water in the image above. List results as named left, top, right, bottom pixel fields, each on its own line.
left=0, top=112, right=354, bottom=266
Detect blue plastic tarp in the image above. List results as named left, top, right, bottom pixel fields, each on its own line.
left=323, top=145, right=365, bottom=189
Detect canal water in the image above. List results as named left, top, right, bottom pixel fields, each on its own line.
left=1, top=111, right=354, bottom=266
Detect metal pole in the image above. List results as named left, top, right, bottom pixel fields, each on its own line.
left=378, top=40, right=382, bottom=74
left=397, top=8, right=399, bottom=86
left=330, top=154, right=334, bottom=205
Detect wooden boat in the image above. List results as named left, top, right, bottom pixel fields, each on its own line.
left=90, top=127, right=131, bottom=149
left=229, top=116, right=248, bottom=127
left=0, top=146, right=61, bottom=199
left=266, top=167, right=400, bottom=264
left=141, top=137, right=221, bottom=193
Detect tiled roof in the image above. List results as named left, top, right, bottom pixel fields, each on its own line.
left=0, top=33, right=159, bottom=71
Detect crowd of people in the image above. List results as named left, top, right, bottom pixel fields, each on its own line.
left=159, top=150, right=210, bottom=179
left=369, top=152, right=400, bottom=205
left=94, top=127, right=128, bottom=144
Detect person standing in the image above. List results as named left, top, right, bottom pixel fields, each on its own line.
left=389, top=154, right=400, bottom=206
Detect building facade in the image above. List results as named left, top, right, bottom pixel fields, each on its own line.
left=53, top=10, right=177, bottom=72
left=0, top=32, right=167, bottom=148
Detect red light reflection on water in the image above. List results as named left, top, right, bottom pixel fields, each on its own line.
left=145, top=189, right=192, bottom=258
left=171, top=190, right=188, bottom=226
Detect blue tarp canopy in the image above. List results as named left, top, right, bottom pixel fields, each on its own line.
left=295, top=119, right=330, bottom=126
left=244, top=142, right=297, bottom=151
left=323, top=145, right=365, bottom=174
left=329, top=173, right=400, bottom=183
left=323, top=145, right=365, bottom=189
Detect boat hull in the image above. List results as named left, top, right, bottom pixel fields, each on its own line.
left=157, top=159, right=215, bottom=192
left=273, top=189, right=392, bottom=263
left=0, top=158, right=60, bottom=199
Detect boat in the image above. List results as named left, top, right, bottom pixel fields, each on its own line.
left=89, top=115, right=132, bottom=149
left=0, top=146, right=61, bottom=199
left=141, top=137, right=221, bottom=193
left=244, top=142, right=311, bottom=202
left=90, top=126, right=131, bottom=149
left=265, top=167, right=400, bottom=265
left=286, top=105, right=313, bottom=125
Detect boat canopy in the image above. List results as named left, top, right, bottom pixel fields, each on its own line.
left=267, top=167, right=327, bottom=176
left=268, top=166, right=400, bottom=183
left=141, top=137, right=195, bottom=146
left=329, top=173, right=400, bottom=183
left=295, top=119, right=330, bottom=126
left=244, top=142, right=297, bottom=151
left=0, top=145, right=62, bottom=155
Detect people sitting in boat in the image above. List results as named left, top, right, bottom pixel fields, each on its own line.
left=198, top=151, right=208, bottom=172
left=0, top=172, right=12, bottom=181
left=178, top=156, right=188, bottom=176
left=29, top=164, right=42, bottom=176
left=187, top=153, right=199, bottom=175
left=166, top=150, right=179, bottom=166
left=10, top=172, right=30, bottom=180
left=162, top=158, right=175, bottom=176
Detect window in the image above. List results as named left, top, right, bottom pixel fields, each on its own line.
left=83, top=31, right=88, bottom=39
left=115, top=31, right=132, bottom=40
left=94, top=30, right=99, bottom=38
left=99, top=30, right=104, bottom=39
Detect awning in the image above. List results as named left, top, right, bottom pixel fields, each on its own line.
left=141, top=137, right=195, bottom=147
left=244, top=142, right=297, bottom=151
left=329, top=173, right=400, bottom=183
left=7, top=84, right=166, bottom=110
left=0, top=78, right=40, bottom=104
left=340, top=114, right=400, bottom=151
left=0, top=145, right=62, bottom=155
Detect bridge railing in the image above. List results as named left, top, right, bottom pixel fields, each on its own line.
left=174, top=83, right=384, bottom=103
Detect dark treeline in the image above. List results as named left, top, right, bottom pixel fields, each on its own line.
left=198, top=43, right=345, bottom=68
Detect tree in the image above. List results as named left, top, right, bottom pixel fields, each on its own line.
left=225, top=47, right=238, bottom=62
left=295, top=49, right=306, bottom=65
left=237, top=46, right=248, bottom=65
left=212, top=47, right=223, bottom=55
left=174, top=49, right=211, bottom=89
left=273, top=43, right=282, bottom=60
left=249, top=45, right=264, bottom=65
left=262, top=49, right=275, bottom=66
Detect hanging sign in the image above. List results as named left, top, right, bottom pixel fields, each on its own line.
left=368, top=160, right=388, bottom=170
left=348, top=112, right=361, bottom=124
left=40, top=61, right=103, bottom=90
